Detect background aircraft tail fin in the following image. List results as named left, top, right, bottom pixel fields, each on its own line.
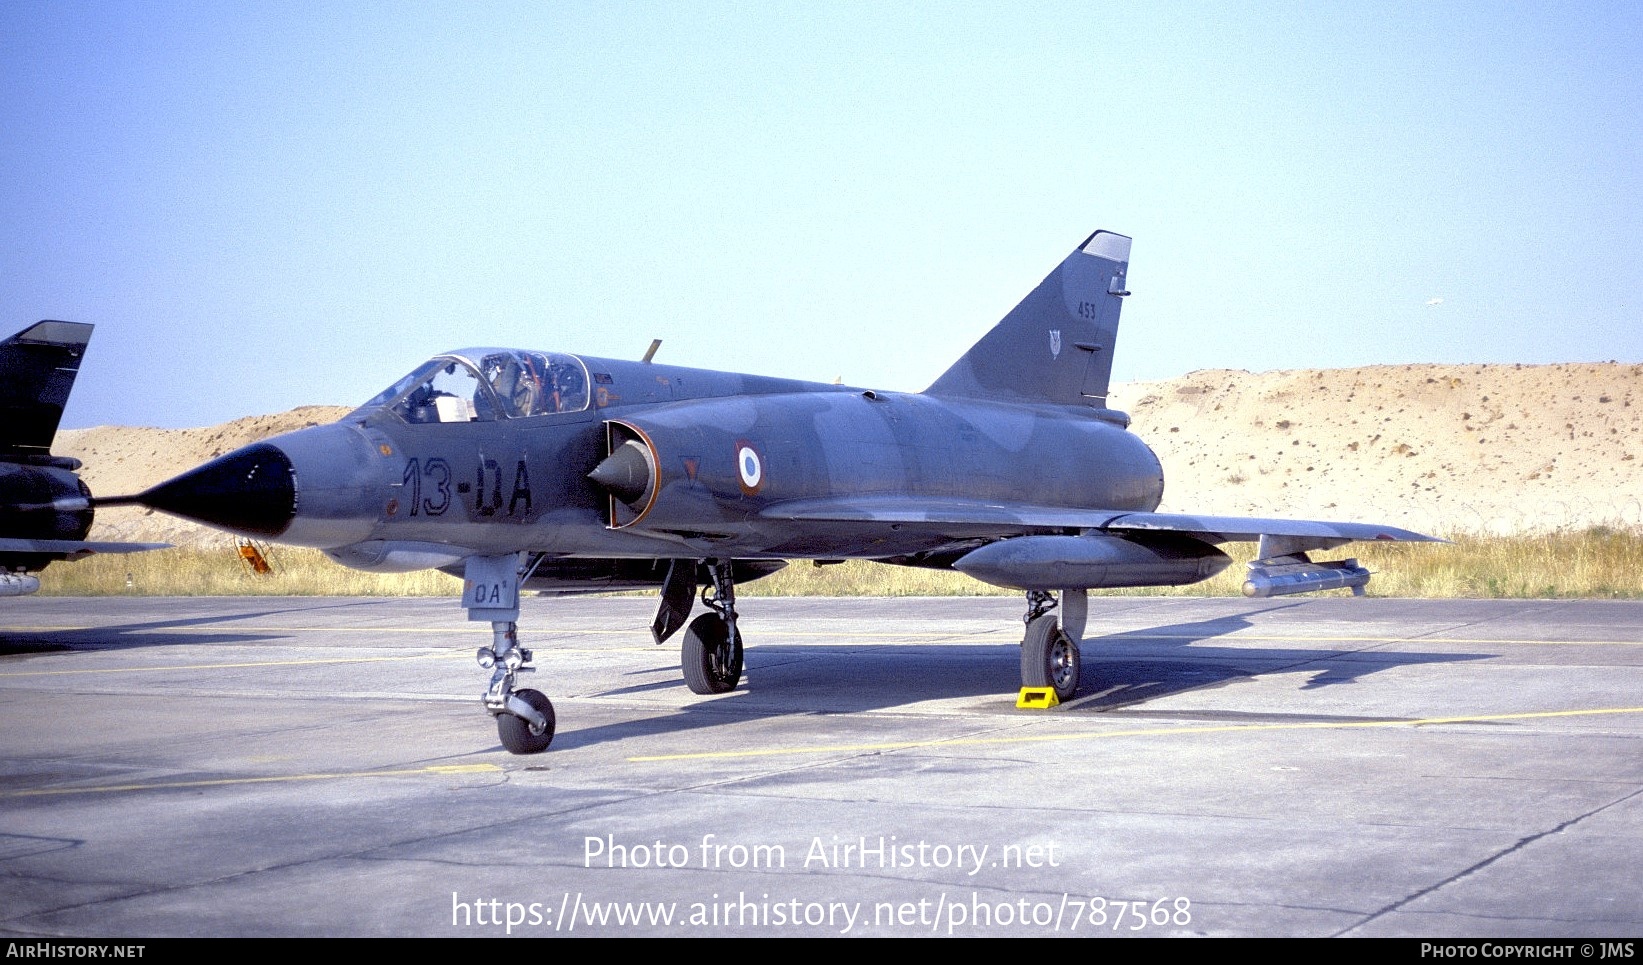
left=924, top=231, right=1130, bottom=407
left=0, top=320, right=93, bottom=458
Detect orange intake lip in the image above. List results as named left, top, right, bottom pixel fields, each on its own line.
left=589, top=420, right=659, bottom=529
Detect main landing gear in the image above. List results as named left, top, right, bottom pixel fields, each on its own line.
left=649, top=557, right=746, bottom=694
left=1020, top=589, right=1086, bottom=702
left=474, top=555, right=751, bottom=756
left=681, top=560, right=744, bottom=694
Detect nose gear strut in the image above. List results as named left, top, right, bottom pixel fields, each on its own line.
left=465, top=553, right=556, bottom=754
left=480, top=619, right=554, bottom=753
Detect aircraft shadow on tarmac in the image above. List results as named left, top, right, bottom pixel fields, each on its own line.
left=543, top=603, right=1495, bottom=751
left=0, top=599, right=396, bottom=654
left=0, top=833, right=82, bottom=862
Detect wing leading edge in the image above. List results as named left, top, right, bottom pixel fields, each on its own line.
left=762, top=495, right=1436, bottom=545
left=0, top=537, right=171, bottom=558
left=763, top=496, right=1436, bottom=596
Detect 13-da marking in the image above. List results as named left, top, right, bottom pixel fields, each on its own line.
left=403, top=456, right=532, bottom=519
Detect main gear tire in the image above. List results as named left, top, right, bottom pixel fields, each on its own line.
left=1021, top=614, right=1081, bottom=702
left=682, top=613, right=743, bottom=694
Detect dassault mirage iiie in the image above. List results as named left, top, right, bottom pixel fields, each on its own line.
left=118, top=230, right=1435, bottom=752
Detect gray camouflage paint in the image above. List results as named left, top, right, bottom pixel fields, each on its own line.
left=130, top=231, right=1435, bottom=593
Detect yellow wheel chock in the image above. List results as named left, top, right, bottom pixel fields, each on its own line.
left=1016, top=687, right=1059, bottom=709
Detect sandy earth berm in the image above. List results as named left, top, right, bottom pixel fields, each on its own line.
left=59, top=363, right=1641, bottom=546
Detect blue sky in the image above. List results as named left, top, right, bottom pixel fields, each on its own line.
left=3, top=1, right=1639, bottom=429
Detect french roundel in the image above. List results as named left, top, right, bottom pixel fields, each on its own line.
left=736, top=442, right=763, bottom=493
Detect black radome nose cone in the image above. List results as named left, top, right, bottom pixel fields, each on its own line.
left=139, top=443, right=296, bottom=537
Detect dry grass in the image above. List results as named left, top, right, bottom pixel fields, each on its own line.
left=1354, top=527, right=1643, bottom=599
left=741, top=561, right=1013, bottom=598
left=39, top=528, right=1643, bottom=599
left=41, top=543, right=461, bottom=597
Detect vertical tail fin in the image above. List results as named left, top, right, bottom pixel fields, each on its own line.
left=924, top=231, right=1130, bottom=407
left=0, top=321, right=93, bottom=458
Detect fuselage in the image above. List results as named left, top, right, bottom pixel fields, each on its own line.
left=141, top=348, right=1166, bottom=571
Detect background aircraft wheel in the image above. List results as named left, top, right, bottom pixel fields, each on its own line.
left=682, top=612, right=743, bottom=694
left=497, top=688, right=556, bottom=754
left=1021, top=614, right=1081, bottom=701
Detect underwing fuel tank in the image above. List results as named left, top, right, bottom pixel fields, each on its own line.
left=134, top=423, right=388, bottom=548
left=952, top=532, right=1230, bottom=591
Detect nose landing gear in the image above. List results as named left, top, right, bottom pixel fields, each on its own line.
left=466, top=553, right=556, bottom=754
left=480, top=619, right=555, bottom=754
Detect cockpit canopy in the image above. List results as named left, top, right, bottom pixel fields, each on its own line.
left=361, top=349, right=590, bottom=424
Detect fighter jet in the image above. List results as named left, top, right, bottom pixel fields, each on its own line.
left=117, top=230, right=1435, bottom=752
left=0, top=321, right=167, bottom=596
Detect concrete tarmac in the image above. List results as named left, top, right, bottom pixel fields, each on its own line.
left=2, top=595, right=1641, bottom=937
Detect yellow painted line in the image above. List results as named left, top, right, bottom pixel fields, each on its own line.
left=719, top=633, right=1642, bottom=647
left=0, top=651, right=462, bottom=677
left=0, top=625, right=962, bottom=639
left=3, top=625, right=1637, bottom=646
left=4, top=763, right=501, bottom=798
left=1112, top=634, right=1643, bottom=647
left=0, top=625, right=465, bottom=634
left=627, top=706, right=1643, bottom=762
